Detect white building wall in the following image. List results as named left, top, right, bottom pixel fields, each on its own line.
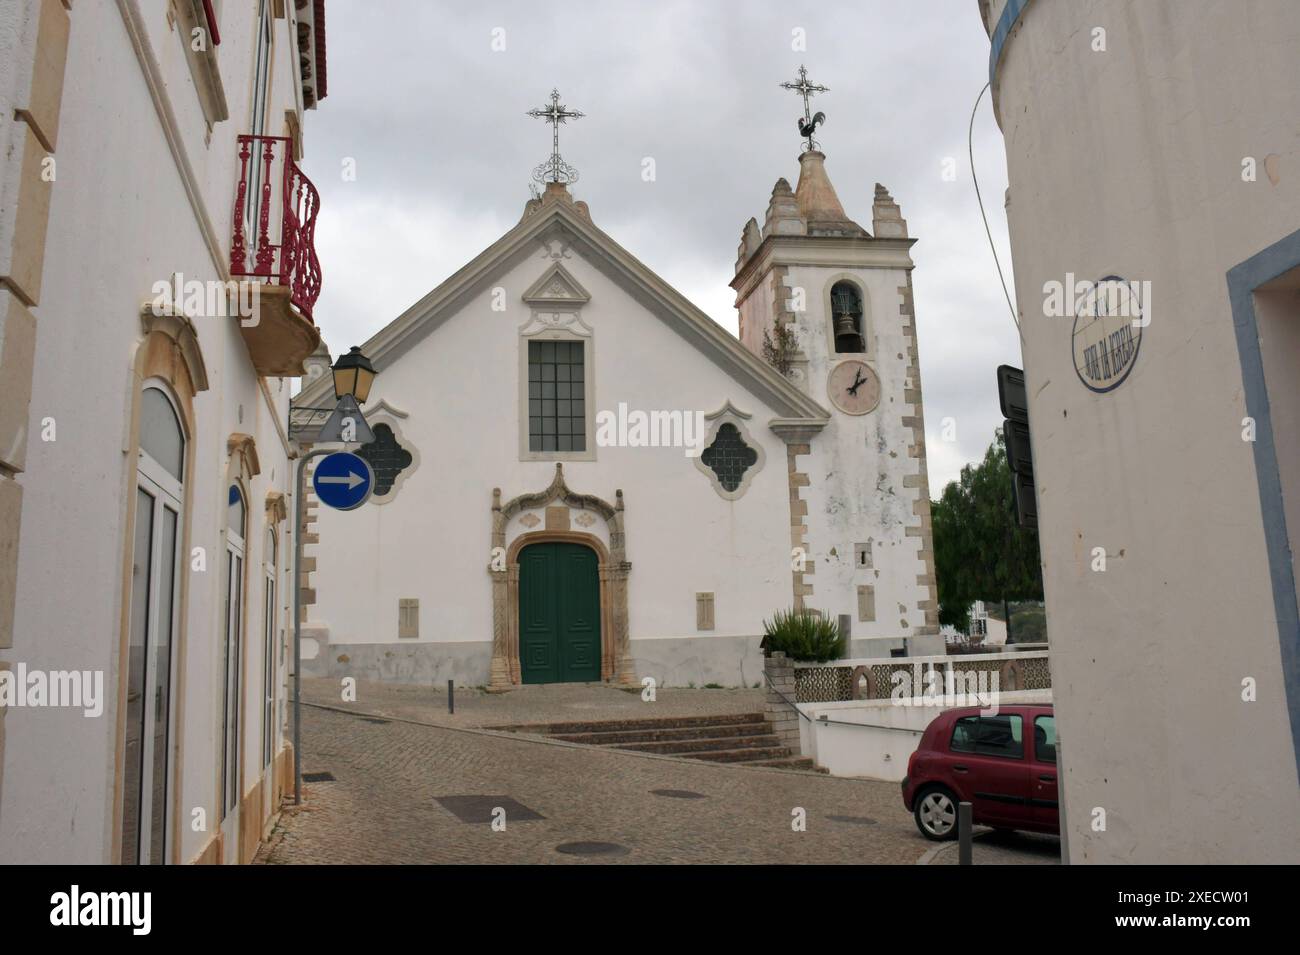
left=308, top=242, right=799, bottom=688
left=981, top=0, right=1300, bottom=863
left=1, top=0, right=310, bottom=864
left=782, top=262, right=934, bottom=647
left=800, top=688, right=1053, bottom=780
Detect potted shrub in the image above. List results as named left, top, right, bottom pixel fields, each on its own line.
left=759, top=608, right=846, bottom=663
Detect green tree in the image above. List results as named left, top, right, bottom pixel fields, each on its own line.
left=931, top=429, right=1044, bottom=640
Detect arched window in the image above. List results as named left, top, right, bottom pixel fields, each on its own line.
left=228, top=484, right=246, bottom=537
left=831, top=281, right=866, bottom=354
left=140, top=386, right=185, bottom=481
left=221, top=483, right=246, bottom=821
left=124, top=384, right=186, bottom=864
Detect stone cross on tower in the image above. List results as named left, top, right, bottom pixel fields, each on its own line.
left=780, top=64, right=828, bottom=152
left=527, top=88, right=584, bottom=184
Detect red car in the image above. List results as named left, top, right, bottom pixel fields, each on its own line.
left=901, top=704, right=1058, bottom=840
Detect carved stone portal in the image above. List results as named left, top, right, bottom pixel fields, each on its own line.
left=490, top=464, right=632, bottom=689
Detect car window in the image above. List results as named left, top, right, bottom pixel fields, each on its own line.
left=1034, top=715, right=1056, bottom=763
left=975, top=714, right=1024, bottom=759
left=950, top=715, right=1023, bottom=757
left=950, top=716, right=978, bottom=753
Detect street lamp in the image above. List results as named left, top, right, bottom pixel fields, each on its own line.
left=291, top=347, right=379, bottom=806
left=331, top=345, right=376, bottom=403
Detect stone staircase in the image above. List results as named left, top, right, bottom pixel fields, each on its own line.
left=495, top=712, right=823, bottom=771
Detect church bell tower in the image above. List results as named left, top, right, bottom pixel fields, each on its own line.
left=730, top=65, right=941, bottom=654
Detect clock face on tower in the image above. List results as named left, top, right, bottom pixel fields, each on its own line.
left=827, top=359, right=880, bottom=415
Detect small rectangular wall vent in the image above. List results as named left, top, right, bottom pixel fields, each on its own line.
left=399, top=598, right=419, bottom=638
left=857, top=585, right=876, bottom=623
left=696, top=592, right=715, bottom=631
left=854, top=542, right=873, bottom=570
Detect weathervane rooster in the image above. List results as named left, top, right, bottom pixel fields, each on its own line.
left=798, top=111, right=826, bottom=144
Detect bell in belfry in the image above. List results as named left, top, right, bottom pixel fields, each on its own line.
left=831, top=283, right=865, bottom=353
left=834, top=308, right=859, bottom=347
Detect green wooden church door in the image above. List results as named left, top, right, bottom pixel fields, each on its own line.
left=518, top=542, right=602, bottom=684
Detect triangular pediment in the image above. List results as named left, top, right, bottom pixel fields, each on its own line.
left=294, top=201, right=830, bottom=423
left=522, top=262, right=591, bottom=307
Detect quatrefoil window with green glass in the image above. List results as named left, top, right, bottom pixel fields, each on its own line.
left=700, top=423, right=759, bottom=492
left=357, top=424, right=414, bottom=497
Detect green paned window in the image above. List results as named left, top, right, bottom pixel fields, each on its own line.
left=528, top=340, right=585, bottom=453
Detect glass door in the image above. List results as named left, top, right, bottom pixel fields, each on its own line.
left=261, top=526, right=278, bottom=816
left=123, top=386, right=184, bottom=864
left=220, top=485, right=246, bottom=857
left=262, top=529, right=276, bottom=769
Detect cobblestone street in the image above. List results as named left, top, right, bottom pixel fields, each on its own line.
left=924, top=830, right=1061, bottom=864
left=258, top=681, right=1059, bottom=864
left=259, top=695, right=932, bottom=864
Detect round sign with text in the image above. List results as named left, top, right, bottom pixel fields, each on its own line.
left=1071, top=275, right=1144, bottom=393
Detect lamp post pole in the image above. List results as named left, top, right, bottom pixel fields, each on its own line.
left=292, top=446, right=331, bottom=806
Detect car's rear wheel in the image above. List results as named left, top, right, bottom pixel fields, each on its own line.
left=914, top=786, right=959, bottom=841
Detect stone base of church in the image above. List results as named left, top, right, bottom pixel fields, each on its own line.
left=300, top=640, right=495, bottom=687
left=299, top=636, right=771, bottom=689
left=302, top=638, right=773, bottom=689
left=628, top=635, right=767, bottom=689
left=628, top=634, right=942, bottom=688
left=297, top=633, right=947, bottom=689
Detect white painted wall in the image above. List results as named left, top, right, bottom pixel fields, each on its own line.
left=982, top=615, right=1007, bottom=647
left=981, top=0, right=1300, bottom=863
left=799, top=689, right=1053, bottom=780
left=781, top=261, right=933, bottom=641
left=1, top=0, right=311, bottom=863
left=310, top=237, right=797, bottom=680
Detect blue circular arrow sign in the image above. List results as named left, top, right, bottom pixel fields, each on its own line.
left=312, top=452, right=375, bottom=511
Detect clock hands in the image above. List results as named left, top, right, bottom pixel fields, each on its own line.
left=831, top=364, right=873, bottom=415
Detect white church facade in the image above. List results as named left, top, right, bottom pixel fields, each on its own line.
left=296, top=139, right=941, bottom=689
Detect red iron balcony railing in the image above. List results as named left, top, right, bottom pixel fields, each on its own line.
left=230, top=134, right=322, bottom=320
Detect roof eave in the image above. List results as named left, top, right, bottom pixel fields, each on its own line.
left=296, top=202, right=831, bottom=422
left=730, top=232, right=919, bottom=296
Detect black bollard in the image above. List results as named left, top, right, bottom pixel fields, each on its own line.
left=448, top=678, right=454, bottom=714
left=958, top=801, right=973, bottom=865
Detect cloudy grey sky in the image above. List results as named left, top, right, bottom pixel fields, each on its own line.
left=298, top=0, right=1020, bottom=493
